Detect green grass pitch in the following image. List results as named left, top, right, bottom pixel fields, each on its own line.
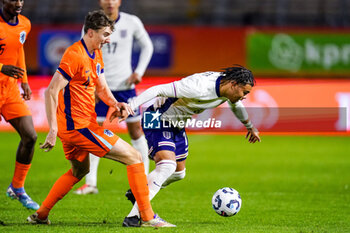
left=0, top=132, right=349, bottom=232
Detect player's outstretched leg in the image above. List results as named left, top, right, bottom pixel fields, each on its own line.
left=26, top=157, right=87, bottom=224
left=123, top=159, right=177, bottom=227
left=7, top=116, right=39, bottom=210
left=105, top=139, right=175, bottom=228
left=127, top=121, right=150, bottom=175
left=131, top=134, right=149, bottom=174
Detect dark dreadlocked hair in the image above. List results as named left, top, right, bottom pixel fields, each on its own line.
left=83, top=10, right=114, bottom=34
left=220, top=65, right=255, bottom=87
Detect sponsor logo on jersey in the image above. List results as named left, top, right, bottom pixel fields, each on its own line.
left=104, top=129, right=114, bottom=137
left=96, top=63, right=101, bottom=76
left=19, top=31, right=26, bottom=44
left=120, top=30, right=127, bottom=38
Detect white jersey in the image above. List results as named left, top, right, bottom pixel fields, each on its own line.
left=101, top=12, right=153, bottom=91
left=130, top=71, right=249, bottom=125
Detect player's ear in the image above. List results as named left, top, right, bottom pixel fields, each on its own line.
left=87, top=28, right=94, bottom=38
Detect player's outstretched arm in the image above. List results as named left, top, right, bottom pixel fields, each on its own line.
left=40, top=72, right=68, bottom=152
left=229, top=101, right=261, bottom=143
left=96, top=73, right=134, bottom=123
left=109, top=102, right=134, bottom=123
left=128, top=83, right=176, bottom=110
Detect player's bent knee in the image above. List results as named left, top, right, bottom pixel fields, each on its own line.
left=127, top=150, right=142, bottom=165
left=23, top=132, right=37, bottom=146
left=72, top=168, right=90, bottom=180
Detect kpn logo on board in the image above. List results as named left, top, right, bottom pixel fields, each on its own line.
left=143, top=110, right=221, bottom=129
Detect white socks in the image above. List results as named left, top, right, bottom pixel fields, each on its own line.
left=127, top=160, right=177, bottom=218
left=131, top=135, right=149, bottom=174
left=85, top=153, right=100, bottom=187
left=162, top=169, right=186, bottom=188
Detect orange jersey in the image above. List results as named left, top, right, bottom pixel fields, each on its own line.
left=0, top=11, right=30, bottom=84
left=57, top=39, right=104, bottom=131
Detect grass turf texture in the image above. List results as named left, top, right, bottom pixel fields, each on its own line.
left=0, top=132, right=349, bottom=232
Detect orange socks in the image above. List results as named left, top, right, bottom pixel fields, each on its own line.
left=127, top=163, right=154, bottom=221
left=12, top=161, right=31, bottom=188
left=37, top=169, right=79, bottom=219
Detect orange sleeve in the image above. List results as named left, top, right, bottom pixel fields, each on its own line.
left=16, top=15, right=31, bottom=83
left=57, top=48, right=80, bottom=81
left=16, top=46, right=27, bottom=83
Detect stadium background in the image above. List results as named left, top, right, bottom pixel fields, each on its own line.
left=1, top=1, right=349, bottom=232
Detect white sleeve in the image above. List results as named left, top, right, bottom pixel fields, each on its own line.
left=229, top=100, right=249, bottom=122
left=129, top=83, right=176, bottom=110
left=133, top=16, right=153, bottom=77
left=172, top=74, right=205, bottom=99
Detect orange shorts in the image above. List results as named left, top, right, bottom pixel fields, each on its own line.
left=58, top=123, right=119, bottom=162
left=0, top=81, right=31, bottom=121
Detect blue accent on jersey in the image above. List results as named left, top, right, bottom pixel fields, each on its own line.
left=81, top=39, right=95, bottom=59
left=215, top=75, right=222, bottom=97
left=58, top=67, right=72, bottom=81
left=77, top=128, right=105, bottom=150
left=115, top=13, right=121, bottom=23
left=63, top=83, right=75, bottom=130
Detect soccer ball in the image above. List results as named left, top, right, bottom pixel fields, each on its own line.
left=212, top=187, right=242, bottom=217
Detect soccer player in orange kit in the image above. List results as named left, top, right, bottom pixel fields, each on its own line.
left=26, top=10, right=175, bottom=227
left=0, top=0, right=39, bottom=210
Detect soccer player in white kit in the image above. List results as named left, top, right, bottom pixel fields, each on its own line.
left=74, top=0, right=153, bottom=195
left=120, top=65, right=261, bottom=226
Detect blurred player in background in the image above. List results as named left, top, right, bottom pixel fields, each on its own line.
left=0, top=0, right=39, bottom=210
left=120, top=65, right=260, bottom=226
left=27, top=10, right=174, bottom=227
left=74, top=0, right=153, bottom=195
